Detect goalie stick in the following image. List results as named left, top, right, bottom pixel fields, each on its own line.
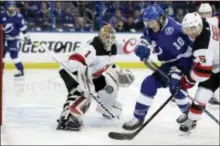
left=145, top=59, right=220, bottom=126
left=30, top=42, right=119, bottom=121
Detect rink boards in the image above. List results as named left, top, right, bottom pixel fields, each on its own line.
left=4, top=32, right=159, bottom=69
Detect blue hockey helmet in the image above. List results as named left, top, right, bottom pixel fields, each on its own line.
left=143, top=4, right=164, bottom=24
left=4, top=1, right=16, bottom=9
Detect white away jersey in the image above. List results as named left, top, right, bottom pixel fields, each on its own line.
left=190, top=19, right=220, bottom=82
left=206, top=17, right=219, bottom=28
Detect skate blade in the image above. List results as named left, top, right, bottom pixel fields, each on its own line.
left=208, top=104, right=220, bottom=110
left=56, top=125, right=82, bottom=131
left=178, top=127, right=196, bottom=136
left=178, top=130, right=192, bottom=136
left=14, top=76, right=24, bottom=80
left=56, top=120, right=83, bottom=131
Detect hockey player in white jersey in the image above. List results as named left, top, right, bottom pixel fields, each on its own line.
left=198, top=3, right=220, bottom=28
left=178, top=12, right=219, bottom=133
left=198, top=3, right=220, bottom=106
left=57, top=24, right=134, bottom=131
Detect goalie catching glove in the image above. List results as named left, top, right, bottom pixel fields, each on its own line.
left=106, top=64, right=135, bottom=87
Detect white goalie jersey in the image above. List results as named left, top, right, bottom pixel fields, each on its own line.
left=64, top=43, right=114, bottom=78
left=190, top=19, right=220, bottom=82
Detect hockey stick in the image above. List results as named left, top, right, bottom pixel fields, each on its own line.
left=144, top=59, right=220, bottom=125
left=31, top=42, right=119, bottom=120
left=108, top=86, right=180, bottom=140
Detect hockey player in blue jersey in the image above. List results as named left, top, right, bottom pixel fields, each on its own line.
left=0, top=2, right=31, bottom=77
left=123, top=4, right=194, bottom=130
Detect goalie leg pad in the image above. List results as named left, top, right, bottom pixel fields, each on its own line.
left=95, top=73, right=122, bottom=118
left=102, top=101, right=122, bottom=119
left=59, top=69, right=78, bottom=93
left=57, top=94, right=92, bottom=131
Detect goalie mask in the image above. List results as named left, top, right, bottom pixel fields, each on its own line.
left=99, top=24, right=116, bottom=52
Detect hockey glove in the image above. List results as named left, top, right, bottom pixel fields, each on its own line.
left=169, top=67, right=182, bottom=93
left=23, top=34, right=32, bottom=45
left=134, top=45, right=150, bottom=61
left=180, top=74, right=196, bottom=90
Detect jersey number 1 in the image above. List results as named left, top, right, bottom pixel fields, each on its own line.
left=173, top=37, right=185, bottom=50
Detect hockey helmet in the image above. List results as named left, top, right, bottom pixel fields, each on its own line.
left=198, top=3, right=212, bottom=13
left=182, top=12, right=203, bottom=39
left=198, top=3, right=212, bottom=18
left=99, top=24, right=116, bottom=52
left=143, top=4, right=164, bottom=27
left=4, top=1, right=16, bottom=9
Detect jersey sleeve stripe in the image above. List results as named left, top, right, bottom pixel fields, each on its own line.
left=69, top=53, right=87, bottom=66
left=192, top=63, right=213, bottom=77
left=192, top=68, right=212, bottom=78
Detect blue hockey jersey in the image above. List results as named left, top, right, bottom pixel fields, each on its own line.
left=0, top=11, right=27, bottom=40
left=142, top=17, right=192, bottom=62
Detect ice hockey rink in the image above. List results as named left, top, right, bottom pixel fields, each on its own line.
left=1, top=69, right=219, bottom=145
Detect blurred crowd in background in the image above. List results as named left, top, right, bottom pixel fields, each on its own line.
left=1, top=1, right=220, bottom=32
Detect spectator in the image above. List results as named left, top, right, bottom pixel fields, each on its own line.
left=75, top=17, right=92, bottom=32
left=37, top=2, right=51, bottom=31
left=115, top=20, right=124, bottom=32
left=60, top=7, right=75, bottom=31
left=54, top=2, right=63, bottom=18
left=133, top=8, right=144, bottom=31
left=19, top=2, right=38, bottom=30
left=165, top=1, right=175, bottom=17
left=109, top=9, right=126, bottom=28
left=175, top=8, right=185, bottom=22
left=29, top=1, right=41, bottom=12
left=124, top=16, right=136, bottom=32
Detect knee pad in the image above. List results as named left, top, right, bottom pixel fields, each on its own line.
left=59, top=69, right=78, bottom=93
left=65, top=95, right=92, bottom=118
left=140, top=75, right=158, bottom=97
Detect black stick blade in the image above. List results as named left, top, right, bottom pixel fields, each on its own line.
left=108, top=132, right=134, bottom=140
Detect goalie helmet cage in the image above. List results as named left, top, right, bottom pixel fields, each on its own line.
left=0, top=24, right=2, bottom=126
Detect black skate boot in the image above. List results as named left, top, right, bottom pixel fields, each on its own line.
left=176, top=113, right=188, bottom=124
left=57, top=101, right=83, bottom=131
left=123, top=117, right=144, bottom=131
left=209, top=97, right=220, bottom=105
left=14, top=71, right=24, bottom=78
left=57, top=114, right=83, bottom=131
left=179, top=119, right=197, bottom=134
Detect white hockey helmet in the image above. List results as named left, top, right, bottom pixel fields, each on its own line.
left=182, top=12, right=203, bottom=36
left=198, top=3, right=212, bottom=13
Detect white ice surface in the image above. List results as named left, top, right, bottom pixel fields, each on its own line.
left=1, top=69, right=219, bottom=145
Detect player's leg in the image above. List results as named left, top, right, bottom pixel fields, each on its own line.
left=8, top=40, right=24, bottom=77
left=179, top=72, right=219, bottom=133
left=208, top=87, right=220, bottom=106
left=57, top=69, right=92, bottom=131
left=122, top=63, right=173, bottom=130
left=173, top=57, right=193, bottom=123
left=94, top=74, right=122, bottom=119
